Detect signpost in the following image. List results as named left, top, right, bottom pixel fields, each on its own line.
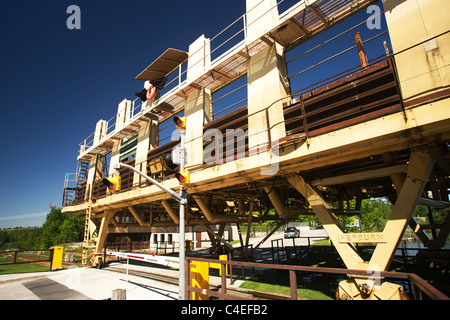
left=111, top=116, right=188, bottom=300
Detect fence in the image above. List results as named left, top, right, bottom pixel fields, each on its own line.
left=105, top=241, right=177, bottom=256
left=185, top=256, right=449, bottom=300
left=0, top=248, right=60, bottom=271
left=271, top=236, right=329, bottom=262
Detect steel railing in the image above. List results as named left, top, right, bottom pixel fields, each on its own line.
left=185, top=256, right=450, bottom=300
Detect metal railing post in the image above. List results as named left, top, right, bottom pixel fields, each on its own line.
left=289, top=270, right=298, bottom=300
left=49, top=248, right=54, bottom=271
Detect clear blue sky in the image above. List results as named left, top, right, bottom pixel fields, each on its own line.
left=0, top=0, right=389, bottom=228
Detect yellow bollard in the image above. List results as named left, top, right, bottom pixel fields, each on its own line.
left=51, top=246, right=64, bottom=270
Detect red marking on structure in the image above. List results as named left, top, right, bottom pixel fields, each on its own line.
left=127, top=255, right=144, bottom=260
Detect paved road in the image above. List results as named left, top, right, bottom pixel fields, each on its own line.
left=0, top=228, right=327, bottom=300
left=0, top=267, right=179, bottom=300
left=247, top=228, right=328, bottom=248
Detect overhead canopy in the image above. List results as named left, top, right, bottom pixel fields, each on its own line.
left=135, top=48, right=188, bottom=81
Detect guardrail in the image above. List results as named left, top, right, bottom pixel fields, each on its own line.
left=185, top=256, right=449, bottom=300
left=0, top=248, right=61, bottom=271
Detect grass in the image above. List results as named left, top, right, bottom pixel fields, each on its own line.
left=238, top=239, right=449, bottom=300
left=239, top=272, right=336, bottom=300
left=0, top=255, right=51, bottom=275
left=237, top=241, right=342, bottom=300
left=239, top=240, right=450, bottom=300
left=0, top=263, right=50, bottom=275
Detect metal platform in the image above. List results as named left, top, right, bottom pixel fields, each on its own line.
left=62, top=0, right=450, bottom=299
left=76, top=0, right=378, bottom=162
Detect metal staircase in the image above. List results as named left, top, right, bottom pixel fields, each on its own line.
left=62, top=161, right=89, bottom=206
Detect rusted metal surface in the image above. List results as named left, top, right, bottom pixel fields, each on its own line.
left=64, top=59, right=408, bottom=208
left=284, top=59, right=403, bottom=138
left=63, top=162, right=89, bottom=206
left=404, top=88, right=450, bottom=109
left=61, top=56, right=449, bottom=279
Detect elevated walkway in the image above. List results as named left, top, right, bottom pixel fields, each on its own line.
left=61, top=0, right=450, bottom=299
left=75, top=0, right=378, bottom=162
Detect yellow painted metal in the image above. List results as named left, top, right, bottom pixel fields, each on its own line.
left=337, top=279, right=409, bottom=300
left=103, top=176, right=121, bottom=193
left=92, top=211, right=115, bottom=268
left=210, top=255, right=228, bottom=276
left=52, top=246, right=64, bottom=270
left=370, top=149, right=436, bottom=271
left=339, top=233, right=386, bottom=244
left=176, top=170, right=190, bottom=186
left=190, top=260, right=209, bottom=300
left=287, top=174, right=365, bottom=270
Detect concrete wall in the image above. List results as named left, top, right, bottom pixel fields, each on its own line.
left=383, top=0, right=450, bottom=101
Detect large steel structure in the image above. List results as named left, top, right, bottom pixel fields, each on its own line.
left=62, top=0, right=450, bottom=299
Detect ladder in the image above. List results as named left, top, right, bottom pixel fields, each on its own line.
left=81, top=202, right=95, bottom=265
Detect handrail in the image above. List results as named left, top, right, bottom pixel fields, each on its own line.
left=76, top=0, right=297, bottom=158
left=185, top=256, right=450, bottom=300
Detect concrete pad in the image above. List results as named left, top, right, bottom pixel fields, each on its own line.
left=23, top=277, right=91, bottom=300
left=0, top=267, right=179, bottom=300
left=0, top=281, right=40, bottom=300
left=48, top=267, right=179, bottom=300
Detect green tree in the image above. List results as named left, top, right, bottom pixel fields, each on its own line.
left=40, top=207, right=84, bottom=248
left=0, top=228, right=42, bottom=250
left=59, top=216, right=84, bottom=243
left=360, top=198, right=392, bottom=232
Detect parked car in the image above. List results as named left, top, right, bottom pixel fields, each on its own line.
left=284, top=227, right=300, bottom=239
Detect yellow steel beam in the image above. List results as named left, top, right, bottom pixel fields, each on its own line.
left=287, top=174, right=365, bottom=270
left=370, top=149, right=436, bottom=271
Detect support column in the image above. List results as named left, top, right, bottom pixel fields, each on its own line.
left=86, top=154, right=102, bottom=200
left=93, top=120, right=107, bottom=145
left=244, top=200, right=254, bottom=257
left=92, top=211, right=115, bottom=268
left=246, top=0, right=287, bottom=155
left=133, top=119, right=158, bottom=184
left=236, top=200, right=245, bottom=249
left=109, top=141, right=121, bottom=176
left=247, top=43, right=288, bottom=154
left=193, top=196, right=215, bottom=222
left=245, top=0, right=279, bottom=45
left=128, top=206, right=150, bottom=227
left=383, top=152, right=432, bottom=247
left=382, top=0, right=450, bottom=102
left=116, top=99, right=131, bottom=131
left=162, top=200, right=179, bottom=224
left=287, top=174, right=364, bottom=269
left=184, top=35, right=213, bottom=169
left=264, top=187, right=288, bottom=218
left=187, top=35, right=211, bottom=84
left=370, top=149, right=436, bottom=271
left=185, top=88, right=212, bottom=169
